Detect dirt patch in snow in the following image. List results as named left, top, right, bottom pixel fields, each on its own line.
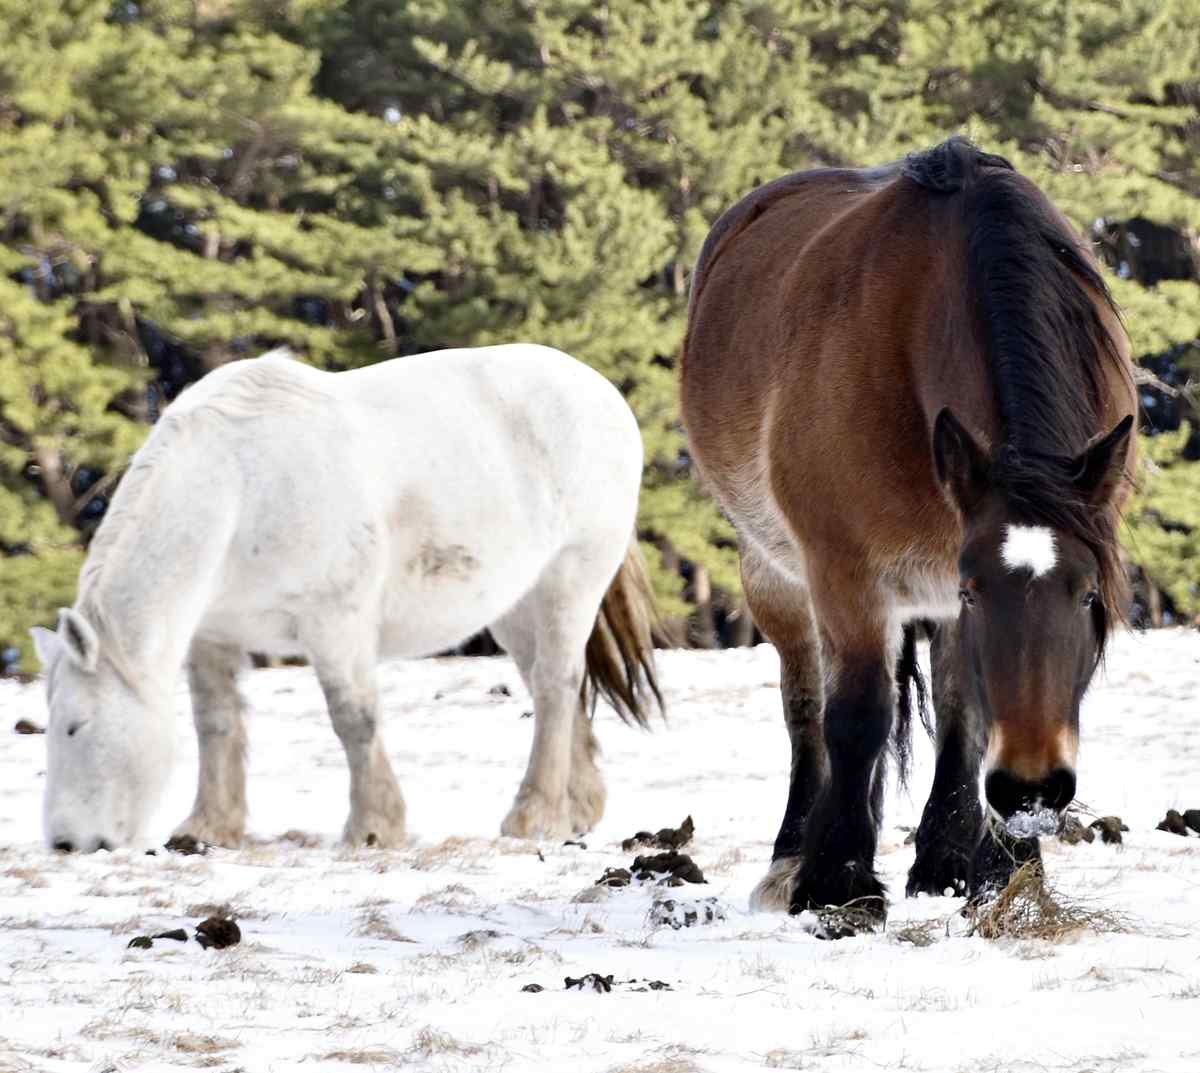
left=621, top=815, right=694, bottom=852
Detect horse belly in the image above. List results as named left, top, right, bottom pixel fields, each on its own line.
left=377, top=537, right=550, bottom=658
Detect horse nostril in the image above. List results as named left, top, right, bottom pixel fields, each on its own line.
left=984, top=770, right=1037, bottom=818
left=53, top=839, right=75, bottom=853
left=986, top=768, right=1077, bottom=819
left=1039, top=768, right=1076, bottom=812
left=96, top=839, right=113, bottom=852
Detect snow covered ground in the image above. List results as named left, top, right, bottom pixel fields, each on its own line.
left=1, top=630, right=1198, bottom=1073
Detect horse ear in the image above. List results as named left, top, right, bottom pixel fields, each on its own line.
left=30, top=626, right=60, bottom=669
left=57, top=608, right=99, bottom=673
left=1072, top=414, right=1134, bottom=504
left=932, top=408, right=989, bottom=513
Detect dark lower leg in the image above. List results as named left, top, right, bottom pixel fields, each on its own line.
left=737, top=553, right=823, bottom=896
left=771, top=671, right=825, bottom=859
left=907, top=727, right=984, bottom=896
left=907, top=625, right=985, bottom=898
left=790, top=659, right=892, bottom=916
left=970, top=820, right=1042, bottom=900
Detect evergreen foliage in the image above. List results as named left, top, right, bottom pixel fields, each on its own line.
left=1, top=0, right=1197, bottom=668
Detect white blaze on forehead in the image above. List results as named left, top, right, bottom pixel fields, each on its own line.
left=1000, top=524, right=1058, bottom=577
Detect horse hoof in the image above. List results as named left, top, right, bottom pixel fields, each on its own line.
left=967, top=829, right=1041, bottom=900
left=788, top=861, right=887, bottom=929
left=749, top=856, right=803, bottom=912
left=501, top=792, right=572, bottom=840
left=806, top=904, right=884, bottom=940
left=568, top=780, right=606, bottom=835
left=172, top=818, right=244, bottom=849
left=342, top=819, right=406, bottom=849
left=905, top=852, right=970, bottom=898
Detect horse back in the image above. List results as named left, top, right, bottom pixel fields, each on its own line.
left=682, top=157, right=1134, bottom=581
left=196, top=346, right=643, bottom=656
left=683, top=166, right=970, bottom=569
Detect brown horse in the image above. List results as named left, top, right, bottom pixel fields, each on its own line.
left=681, top=138, right=1136, bottom=926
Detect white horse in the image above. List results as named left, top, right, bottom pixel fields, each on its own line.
left=32, top=344, right=661, bottom=853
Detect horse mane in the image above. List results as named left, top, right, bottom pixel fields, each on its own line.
left=903, top=137, right=1131, bottom=645
left=75, top=349, right=325, bottom=691
left=74, top=411, right=194, bottom=695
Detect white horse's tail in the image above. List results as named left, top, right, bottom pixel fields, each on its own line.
left=582, top=538, right=665, bottom=727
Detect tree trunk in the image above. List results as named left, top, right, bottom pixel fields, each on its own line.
left=368, top=272, right=398, bottom=355
left=32, top=443, right=77, bottom=526
left=1146, top=579, right=1164, bottom=629
left=657, top=541, right=688, bottom=646
left=691, top=564, right=717, bottom=649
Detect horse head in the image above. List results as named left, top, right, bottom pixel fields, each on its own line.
left=31, top=608, right=173, bottom=852
left=933, top=408, right=1134, bottom=834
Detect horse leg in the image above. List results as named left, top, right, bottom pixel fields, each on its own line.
left=495, top=548, right=608, bottom=840
left=741, top=552, right=825, bottom=912
left=905, top=623, right=1040, bottom=898
left=788, top=584, right=894, bottom=923
left=905, top=623, right=985, bottom=897
left=567, top=706, right=605, bottom=835
left=309, top=641, right=405, bottom=848
left=173, top=641, right=248, bottom=847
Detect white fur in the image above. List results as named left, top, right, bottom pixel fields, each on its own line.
left=1000, top=524, right=1058, bottom=577
left=37, top=344, right=643, bottom=852
left=749, top=855, right=803, bottom=912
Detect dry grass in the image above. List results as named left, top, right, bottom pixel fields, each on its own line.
left=2, top=865, right=48, bottom=889
left=809, top=900, right=883, bottom=939
left=321, top=1045, right=406, bottom=1066
left=0, top=1051, right=36, bottom=1073
left=550, top=912, right=606, bottom=937
left=608, top=1058, right=706, bottom=1073
left=765, top=1030, right=869, bottom=1070
left=408, top=1026, right=484, bottom=1059
left=894, top=986, right=971, bottom=1013
left=890, top=917, right=941, bottom=948
left=354, top=906, right=416, bottom=943
left=607, top=1045, right=710, bottom=1073
left=21, top=1041, right=90, bottom=1063
left=964, top=862, right=1132, bottom=941
left=78, top=1022, right=240, bottom=1056
left=409, top=837, right=493, bottom=872
left=171, top=1032, right=241, bottom=1055
left=411, top=883, right=481, bottom=914
left=278, top=828, right=323, bottom=848
left=184, top=900, right=259, bottom=921
left=739, top=953, right=786, bottom=984
left=704, top=848, right=747, bottom=875
left=456, top=927, right=502, bottom=951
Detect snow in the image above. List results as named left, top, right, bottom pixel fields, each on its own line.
left=1003, top=807, right=1061, bottom=839
left=1, top=629, right=1199, bottom=1073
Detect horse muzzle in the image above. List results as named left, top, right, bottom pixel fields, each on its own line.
left=984, top=766, right=1076, bottom=840
left=48, top=833, right=115, bottom=854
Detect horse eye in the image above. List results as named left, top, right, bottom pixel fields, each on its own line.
left=958, top=588, right=976, bottom=608
left=66, top=723, right=81, bottom=737
left=1082, top=590, right=1098, bottom=609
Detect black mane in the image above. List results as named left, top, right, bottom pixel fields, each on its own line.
left=904, top=136, right=1130, bottom=636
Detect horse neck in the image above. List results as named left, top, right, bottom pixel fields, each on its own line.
left=79, top=434, right=237, bottom=695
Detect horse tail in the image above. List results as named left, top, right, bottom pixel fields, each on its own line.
left=581, top=538, right=665, bottom=728
left=892, top=621, right=934, bottom=789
